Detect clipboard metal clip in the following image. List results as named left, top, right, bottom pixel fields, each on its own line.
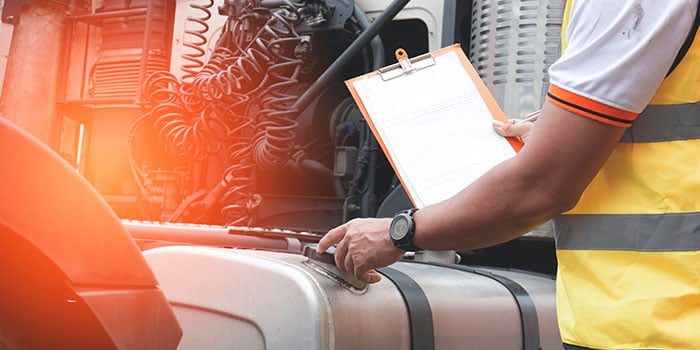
left=378, top=48, right=436, bottom=81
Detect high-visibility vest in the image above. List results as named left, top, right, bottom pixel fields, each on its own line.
left=554, top=2, right=700, bottom=349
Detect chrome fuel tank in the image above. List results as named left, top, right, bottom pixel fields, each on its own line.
left=144, top=245, right=560, bottom=349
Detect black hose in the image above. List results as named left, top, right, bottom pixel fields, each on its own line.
left=352, top=4, right=386, bottom=70
left=346, top=5, right=388, bottom=218
left=291, top=0, right=411, bottom=113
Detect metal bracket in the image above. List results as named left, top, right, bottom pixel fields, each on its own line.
left=2, top=0, right=33, bottom=25
left=378, top=49, right=436, bottom=81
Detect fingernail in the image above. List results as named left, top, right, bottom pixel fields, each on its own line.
left=492, top=120, right=505, bottom=127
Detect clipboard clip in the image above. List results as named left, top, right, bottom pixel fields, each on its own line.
left=378, top=48, right=436, bottom=81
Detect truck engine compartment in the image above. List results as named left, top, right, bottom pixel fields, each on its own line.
left=68, top=0, right=436, bottom=230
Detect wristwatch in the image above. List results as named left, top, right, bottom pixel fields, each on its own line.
left=389, top=208, right=422, bottom=251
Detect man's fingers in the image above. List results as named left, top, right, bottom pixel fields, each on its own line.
left=353, top=254, right=382, bottom=284
left=493, top=119, right=534, bottom=138
left=359, top=270, right=382, bottom=284
left=333, top=237, right=349, bottom=273
left=317, top=224, right=346, bottom=253
left=512, top=120, right=535, bottom=136
left=318, top=218, right=396, bottom=283
left=344, top=250, right=356, bottom=277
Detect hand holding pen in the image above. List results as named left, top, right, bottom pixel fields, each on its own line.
left=492, top=110, right=539, bottom=143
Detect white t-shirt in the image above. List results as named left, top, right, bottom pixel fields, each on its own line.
left=547, top=0, right=697, bottom=123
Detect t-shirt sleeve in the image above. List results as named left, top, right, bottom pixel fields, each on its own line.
left=547, top=0, right=697, bottom=127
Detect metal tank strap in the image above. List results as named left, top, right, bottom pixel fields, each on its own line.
left=415, top=261, right=542, bottom=350
left=377, top=267, right=435, bottom=350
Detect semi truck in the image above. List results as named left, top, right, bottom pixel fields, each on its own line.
left=0, top=0, right=565, bottom=348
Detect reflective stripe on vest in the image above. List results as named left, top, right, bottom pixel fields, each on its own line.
left=555, top=212, right=700, bottom=251
left=620, top=102, right=700, bottom=143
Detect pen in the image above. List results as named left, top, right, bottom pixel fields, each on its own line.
left=519, top=110, right=541, bottom=123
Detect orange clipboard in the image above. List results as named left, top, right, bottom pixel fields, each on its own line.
left=345, top=44, right=523, bottom=208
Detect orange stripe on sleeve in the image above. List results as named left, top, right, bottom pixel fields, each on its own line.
left=547, top=84, right=639, bottom=128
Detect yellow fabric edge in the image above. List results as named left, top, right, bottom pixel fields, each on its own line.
left=651, top=28, right=700, bottom=104
left=561, top=0, right=572, bottom=52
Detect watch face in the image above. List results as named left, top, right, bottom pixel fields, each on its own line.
left=390, top=215, right=409, bottom=240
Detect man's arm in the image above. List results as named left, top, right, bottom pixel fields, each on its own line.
left=318, top=100, right=626, bottom=283
left=413, top=100, right=626, bottom=250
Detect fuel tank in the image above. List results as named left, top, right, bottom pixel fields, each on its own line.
left=144, top=244, right=560, bottom=349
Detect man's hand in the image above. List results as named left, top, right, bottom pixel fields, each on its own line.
left=317, top=217, right=406, bottom=284
left=493, top=119, right=535, bottom=143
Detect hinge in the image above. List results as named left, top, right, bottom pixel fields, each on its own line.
left=2, top=0, right=34, bottom=25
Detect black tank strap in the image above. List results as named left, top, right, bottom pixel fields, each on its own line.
left=377, top=267, right=435, bottom=350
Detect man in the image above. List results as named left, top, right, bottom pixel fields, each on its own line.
left=318, top=1, right=700, bottom=349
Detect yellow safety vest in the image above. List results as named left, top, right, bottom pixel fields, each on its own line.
left=555, top=2, right=700, bottom=349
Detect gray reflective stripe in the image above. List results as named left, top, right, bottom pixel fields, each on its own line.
left=554, top=212, right=700, bottom=251
left=621, top=102, right=700, bottom=143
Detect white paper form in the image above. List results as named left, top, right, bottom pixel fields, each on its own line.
left=351, top=49, right=517, bottom=208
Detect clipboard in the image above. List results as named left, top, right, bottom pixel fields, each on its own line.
left=345, top=44, right=523, bottom=208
